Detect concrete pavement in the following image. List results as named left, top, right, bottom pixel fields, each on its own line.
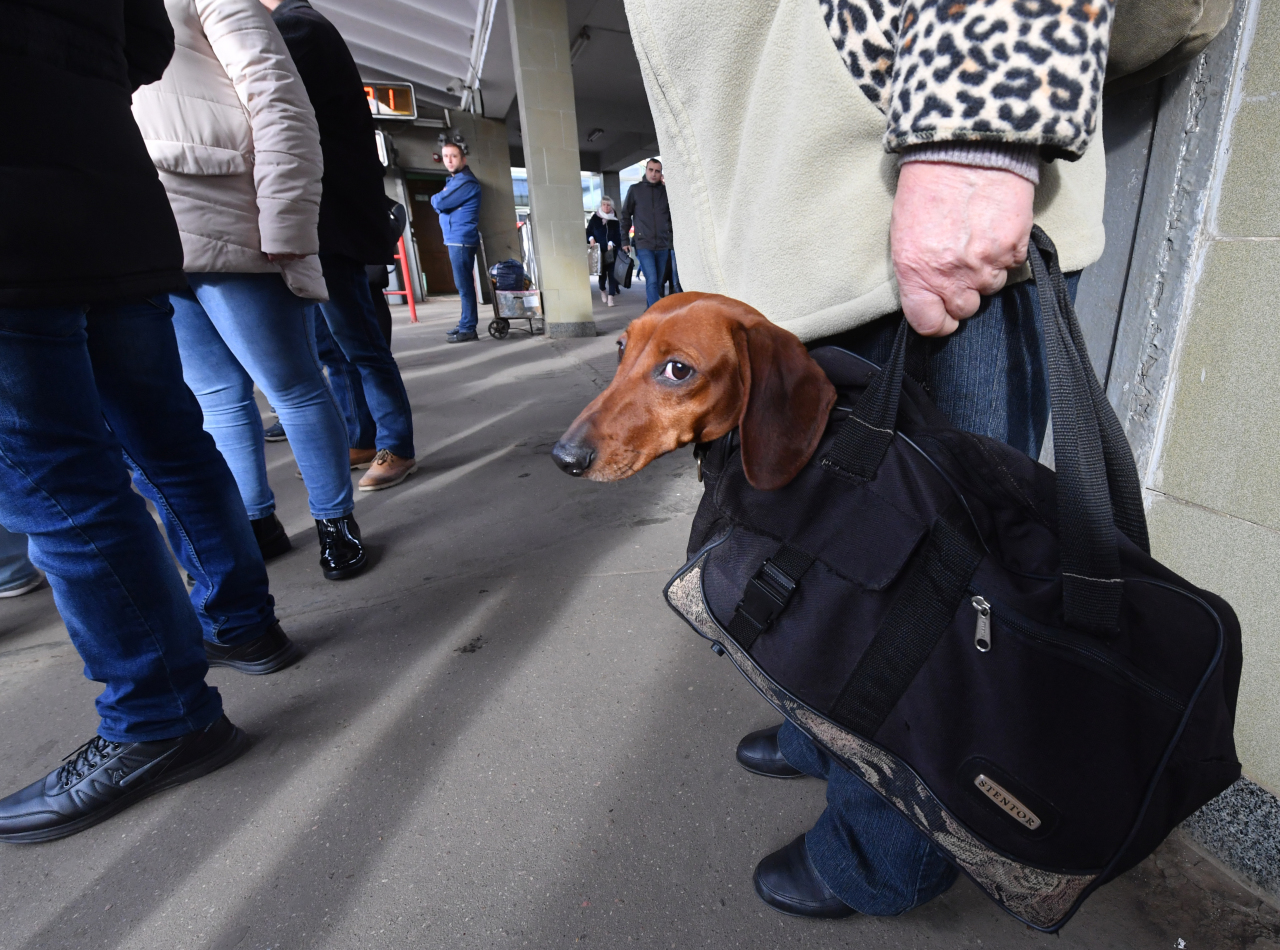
left=0, top=286, right=1277, bottom=950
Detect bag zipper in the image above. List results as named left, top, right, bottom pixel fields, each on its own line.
left=969, top=593, right=1186, bottom=711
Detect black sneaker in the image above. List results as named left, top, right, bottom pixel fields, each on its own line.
left=315, top=513, right=367, bottom=580
left=250, top=512, right=292, bottom=560
left=0, top=715, right=248, bottom=844
left=446, top=328, right=479, bottom=343
left=205, top=622, right=302, bottom=675
left=263, top=420, right=287, bottom=442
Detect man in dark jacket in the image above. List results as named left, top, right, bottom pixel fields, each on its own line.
left=0, top=0, right=304, bottom=843
left=620, top=158, right=675, bottom=309
left=431, top=142, right=483, bottom=343
left=266, top=0, right=417, bottom=491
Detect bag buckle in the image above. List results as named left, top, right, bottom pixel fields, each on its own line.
left=735, top=559, right=798, bottom=631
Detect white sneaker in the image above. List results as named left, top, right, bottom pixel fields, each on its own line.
left=607, top=295, right=616, bottom=307
left=0, top=572, right=44, bottom=598
left=600, top=290, right=607, bottom=304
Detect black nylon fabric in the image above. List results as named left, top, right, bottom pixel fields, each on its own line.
left=666, top=236, right=1243, bottom=932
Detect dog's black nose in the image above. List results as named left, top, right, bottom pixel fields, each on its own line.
left=551, top=439, right=594, bottom=476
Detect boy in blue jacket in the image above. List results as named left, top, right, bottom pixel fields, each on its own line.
left=430, top=142, right=483, bottom=343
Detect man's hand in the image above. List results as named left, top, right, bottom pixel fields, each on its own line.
left=890, top=162, right=1034, bottom=337
left=622, top=245, right=630, bottom=253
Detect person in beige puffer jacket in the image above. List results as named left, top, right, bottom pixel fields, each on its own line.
left=132, top=0, right=368, bottom=581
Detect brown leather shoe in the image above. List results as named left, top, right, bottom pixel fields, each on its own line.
left=350, top=448, right=377, bottom=470
left=358, top=450, right=418, bottom=491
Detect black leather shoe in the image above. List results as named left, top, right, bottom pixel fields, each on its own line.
left=205, top=622, right=302, bottom=675
left=0, top=715, right=248, bottom=843
left=316, top=513, right=367, bottom=580
left=754, top=834, right=857, bottom=919
left=251, top=512, right=292, bottom=560
left=737, top=723, right=805, bottom=778
left=446, top=328, right=478, bottom=343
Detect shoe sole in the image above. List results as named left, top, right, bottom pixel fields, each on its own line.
left=322, top=550, right=368, bottom=580
left=737, top=760, right=808, bottom=779
left=0, top=576, right=44, bottom=598
left=357, top=462, right=418, bottom=492
left=206, top=639, right=304, bottom=676
left=752, top=870, right=857, bottom=920
left=264, top=435, right=288, bottom=443
left=0, top=726, right=250, bottom=844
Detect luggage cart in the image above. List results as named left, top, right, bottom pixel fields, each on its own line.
left=478, top=236, right=543, bottom=339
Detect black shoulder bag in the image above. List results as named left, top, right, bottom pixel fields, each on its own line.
left=665, top=228, right=1243, bottom=932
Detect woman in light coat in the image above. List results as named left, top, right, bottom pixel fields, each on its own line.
left=132, top=0, right=365, bottom=580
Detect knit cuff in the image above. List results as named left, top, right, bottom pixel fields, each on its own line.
left=897, top=142, right=1041, bottom=185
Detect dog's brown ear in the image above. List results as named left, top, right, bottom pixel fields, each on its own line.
left=734, top=319, right=837, bottom=491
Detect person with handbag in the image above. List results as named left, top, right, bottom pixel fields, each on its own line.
left=586, top=196, right=623, bottom=307
left=620, top=158, right=674, bottom=309
left=624, top=0, right=1126, bottom=923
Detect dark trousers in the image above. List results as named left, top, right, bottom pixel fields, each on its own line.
left=315, top=253, right=415, bottom=458
left=778, top=273, right=1078, bottom=914
left=0, top=296, right=286, bottom=740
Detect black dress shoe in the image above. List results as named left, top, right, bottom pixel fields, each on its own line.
left=446, top=328, right=478, bottom=343
left=251, top=512, right=292, bottom=560
left=315, top=513, right=367, bottom=580
left=205, top=622, right=302, bottom=675
left=0, top=715, right=248, bottom=844
left=737, top=723, right=805, bottom=778
left=754, top=834, right=857, bottom=919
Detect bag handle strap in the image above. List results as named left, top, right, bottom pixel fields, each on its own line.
left=822, top=228, right=1148, bottom=633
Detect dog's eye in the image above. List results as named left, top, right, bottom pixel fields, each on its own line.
left=616, top=339, right=626, bottom=363
left=661, top=360, right=694, bottom=381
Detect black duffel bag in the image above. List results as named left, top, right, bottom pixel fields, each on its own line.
left=664, top=228, right=1242, bottom=932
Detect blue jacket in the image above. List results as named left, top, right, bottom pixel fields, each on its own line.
left=430, top=166, right=481, bottom=246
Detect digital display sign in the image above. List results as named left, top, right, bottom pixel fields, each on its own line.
left=364, top=82, right=416, bottom=120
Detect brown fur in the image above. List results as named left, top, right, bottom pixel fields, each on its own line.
left=553, top=293, right=837, bottom=490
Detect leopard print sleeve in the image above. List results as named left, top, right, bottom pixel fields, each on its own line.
left=821, top=0, right=1113, bottom=161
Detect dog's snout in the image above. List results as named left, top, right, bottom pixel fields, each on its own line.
left=551, top=439, right=595, bottom=477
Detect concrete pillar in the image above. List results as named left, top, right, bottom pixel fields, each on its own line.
left=506, top=0, right=595, bottom=337
left=447, top=113, right=522, bottom=302
left=602, top=171, right=621, bottom=209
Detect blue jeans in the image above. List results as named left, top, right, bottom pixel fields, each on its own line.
left=776, top=274, right=1078, bottom=914
left=171, top=273, right=354, bottom=521
left=315, top=254, right=414, bottom=458
left=0, top=524, right=38, bottom=591
left=0, top=297, right=268, bottom=741
left=636, top=248, right=671, bottom=309
left=448, top=244, right=479, bottom=332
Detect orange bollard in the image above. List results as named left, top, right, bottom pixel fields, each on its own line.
left=384, top=235, right=419, bottom=323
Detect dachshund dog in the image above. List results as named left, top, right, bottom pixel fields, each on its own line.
left=552, top=293, right=837, bottom=490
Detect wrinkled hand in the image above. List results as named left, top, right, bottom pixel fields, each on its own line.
left=890, top=162, right=1034, bottom=337
left=265, top=252, right=307, bottom=264
left=588, top=237, right=596, bottom=245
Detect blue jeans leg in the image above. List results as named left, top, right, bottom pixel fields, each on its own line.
left=317, top=254, right=415, bottom=458
left=0, top=523, right=38, bottom=591
left=0, top=303, right=221, bottom=742
left=313, top=306, right=376, bottom=451
left=636, top=249, right=670, bottom=309
left=448, top=245, right=479, bottom=333
left=773, top=274, right=1081, bottom=913
left=777, top=721, right=958, bottom=914
left=171, top=273, right=354, bottom=521
left=87, top=296, right=277, bottom=648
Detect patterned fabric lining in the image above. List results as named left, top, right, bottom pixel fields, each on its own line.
left=665, top=553, right=1096, bottom=930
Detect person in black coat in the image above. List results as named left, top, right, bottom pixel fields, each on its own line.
left=0, top=0, right=298, bottom=844
left=586, top=196, right=624, bottom=306
left=266, top=0, right=418, bottom=491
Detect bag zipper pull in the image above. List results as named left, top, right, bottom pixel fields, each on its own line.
left=971, top=596, right=992, bottom=652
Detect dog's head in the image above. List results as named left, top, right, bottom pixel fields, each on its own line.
left=551, top=292, right=837, bottom=490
